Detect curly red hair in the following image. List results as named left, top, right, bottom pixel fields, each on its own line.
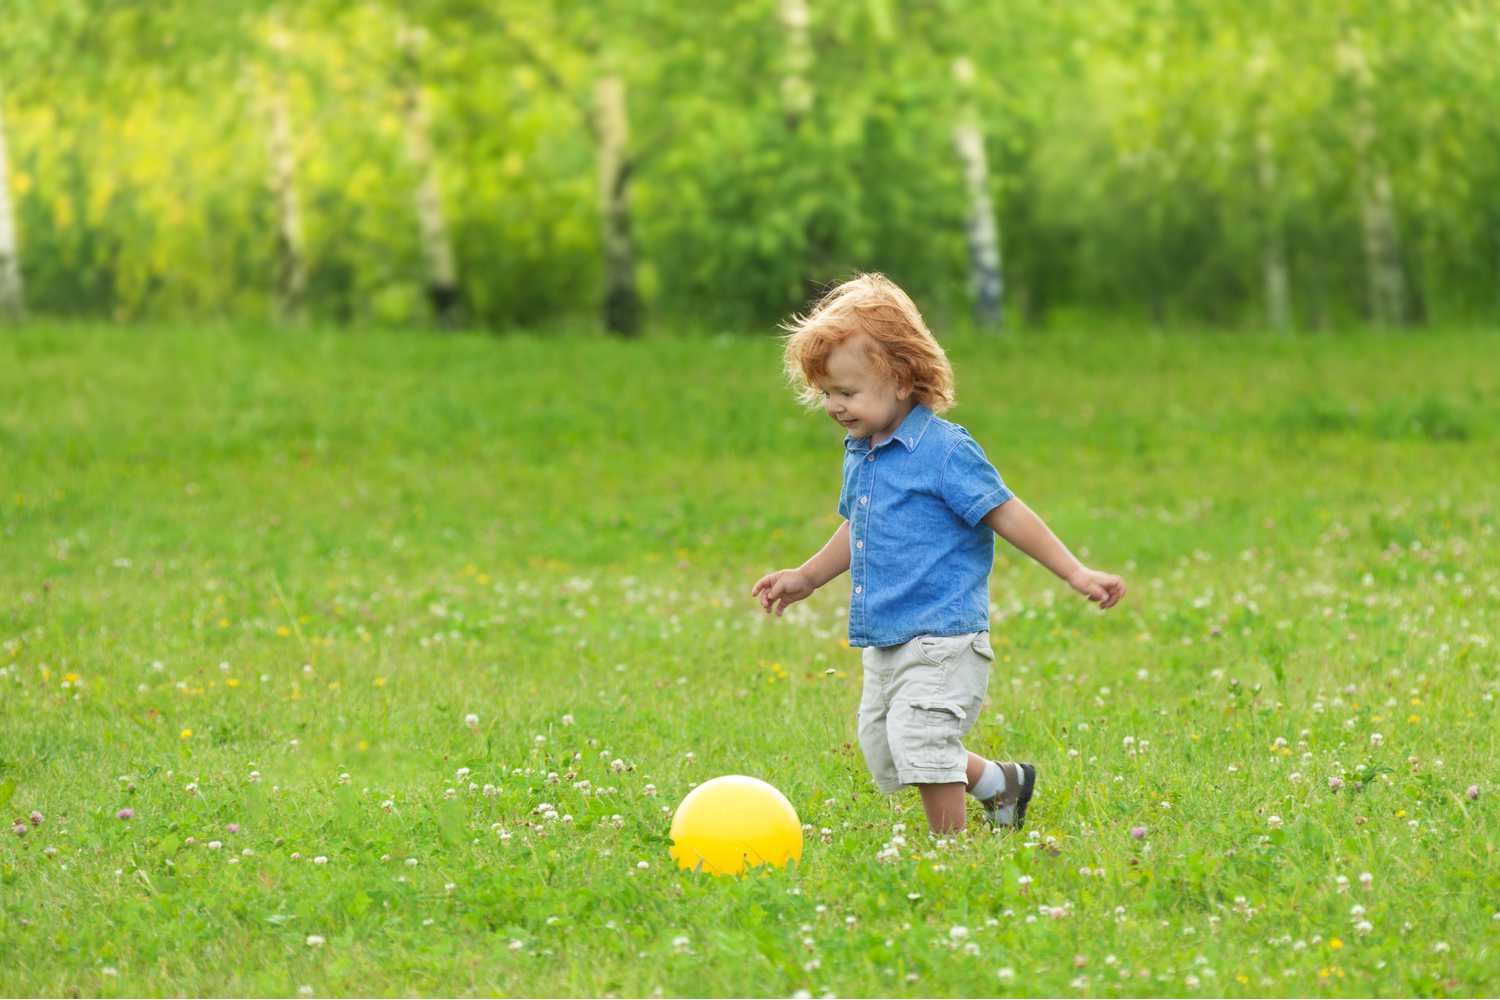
left=780, top=273, right=956, bottom=413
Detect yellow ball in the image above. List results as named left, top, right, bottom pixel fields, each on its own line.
left=668, top=775, right=803, bottom=876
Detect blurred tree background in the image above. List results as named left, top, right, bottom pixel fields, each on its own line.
left=0, top=0, right=1495, bottom=334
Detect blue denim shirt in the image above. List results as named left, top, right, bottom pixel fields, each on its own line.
left=837, top=405, right=1013, bottom=647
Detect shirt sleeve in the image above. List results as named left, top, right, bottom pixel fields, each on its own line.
left=837, top=454, right=853, bottom=519
left=939, top=434, right=1014, bottom=527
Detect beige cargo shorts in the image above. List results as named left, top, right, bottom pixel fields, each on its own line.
left=857, top=630, right=994, bottom=792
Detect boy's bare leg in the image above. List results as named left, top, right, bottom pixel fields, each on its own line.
left=917, top=752, right=992, bottom=833
left=917, top=782, right=967, bottom=832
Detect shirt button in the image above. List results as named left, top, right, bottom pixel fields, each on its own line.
left=859, top=496, right=869, bottom=505
left=865, top=454, right=875, bottom=462
left=854, top=585, right=863, bottom=594
left=856, top=540, right=864, bottom=549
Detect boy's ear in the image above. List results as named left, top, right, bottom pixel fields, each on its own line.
left=896, top=382, right=913, bottom=400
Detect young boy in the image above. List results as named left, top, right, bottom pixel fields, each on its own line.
left=751, top=273, right=1125, bottom=835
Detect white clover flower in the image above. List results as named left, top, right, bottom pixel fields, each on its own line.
left=1267, top=815, right=1283, bottom=829
left=1359, top=871, right=1373, bottom=887
left=465, top=713, right=479, bottom=729
left=313, top=855, right=328, bottom=865
left=949, top=926, right=969, bottom=940
left=305, top=935, right=326, bottom=947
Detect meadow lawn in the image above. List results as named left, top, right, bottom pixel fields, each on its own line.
left=1, top=322, right=1498, bottom=997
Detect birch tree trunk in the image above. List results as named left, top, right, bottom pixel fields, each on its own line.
left=398, top=24, right=460, bottom=325
left=594, top=74, right=640, bottom=337
left=778, top=0, right=813, bottom=129
left=1339, top=37, right=1408, bottom=326
left=1358, top=154, right=1407, bottom=326
left=0, top=96, right=25, bottom=322
left=263, top=19, right=307, bottom=323
left=1255, top=130, right=1291, bottom=332
left=952, top=57, right=1003, bottom=330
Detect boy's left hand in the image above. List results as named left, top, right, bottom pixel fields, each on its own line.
left=1067, top=568, right=1126, bottom=609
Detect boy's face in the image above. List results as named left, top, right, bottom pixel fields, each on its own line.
left=817, top=335, right=914, bottom=444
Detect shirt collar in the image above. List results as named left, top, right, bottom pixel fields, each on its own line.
left=844, top=404, right=934, bottom=453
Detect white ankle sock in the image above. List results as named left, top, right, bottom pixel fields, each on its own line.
left=969, top=759, right=1006, bottom=800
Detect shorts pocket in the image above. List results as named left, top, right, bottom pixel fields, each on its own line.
left=906, top=699, right=966, bottom=769
left=971, top=632, right=995, bottom=661
left=916, top=634, right=970, bottom=668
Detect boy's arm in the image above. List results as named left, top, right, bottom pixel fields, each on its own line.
left=752, top=521, right=850, bottom=616
left=983, top=498, right=1125, bottom=609
left=798, top=519, right=851, bottom=589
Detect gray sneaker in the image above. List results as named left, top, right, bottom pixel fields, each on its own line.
left=980, top=762, right=1036, bottom=830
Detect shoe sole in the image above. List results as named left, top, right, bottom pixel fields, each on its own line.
left=1012, top=763, right=1037, bottom=829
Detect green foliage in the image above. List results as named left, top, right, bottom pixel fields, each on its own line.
left=2, top=0, right=1500, bottom=328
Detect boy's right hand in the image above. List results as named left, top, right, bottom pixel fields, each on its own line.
left=751, top=569, right=815, bottom=617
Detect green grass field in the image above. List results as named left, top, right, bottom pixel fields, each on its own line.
left=2, top=323, right=1498, bottom=997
